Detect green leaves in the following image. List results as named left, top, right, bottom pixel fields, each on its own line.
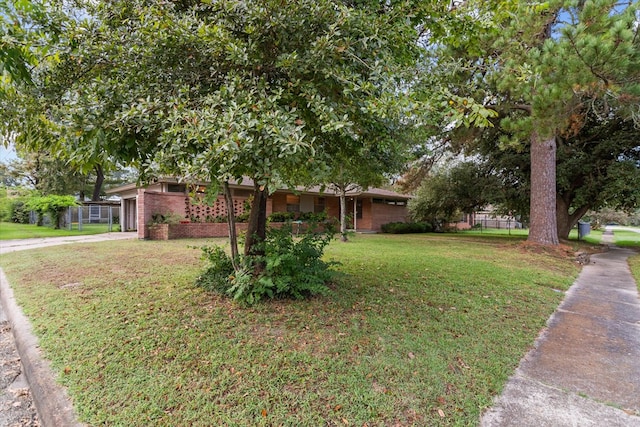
left=42, top=0, right=420, bottom=194
left=26, top=194, right=77, bottom=213
left=25, top=194, right=77, bottom=228
left=197, top=222, right=337, bottom=305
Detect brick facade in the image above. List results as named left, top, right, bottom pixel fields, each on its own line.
left=369, top=201, right=410, bottom=231
left=271, top=193, right=287, bottom=213
left=116, top=180, right=411, bottom=239
left=138, top=190, right=190, bottom=239
left=147, top=223, right=251, bottom=240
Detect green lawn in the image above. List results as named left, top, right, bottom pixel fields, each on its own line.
left=457, top=227, right=604, bottom=246
left=612, top=228, right=640, bottom=247
left=0, top=234, right=581, bottom=426
left=567, top=228, right=603, bottom=245
left=456, top=227, right=529, bottom=238
left=630, top=255, right=640, bottom=293
left=0, top=222, right=118, bottom=240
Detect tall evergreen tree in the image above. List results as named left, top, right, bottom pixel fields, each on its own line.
left=421, top=0, right=640, bottom=245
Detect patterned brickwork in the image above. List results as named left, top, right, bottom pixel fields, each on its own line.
left=185, top=196, right=247, bottom=222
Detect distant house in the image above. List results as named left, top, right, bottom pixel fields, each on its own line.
left=474, top=207, right=522, bottom=229
left=106, top=178, right=411, bottom=239
left=448, top=212, right=476, bottom=231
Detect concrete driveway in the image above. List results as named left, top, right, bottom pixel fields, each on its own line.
left=0, top=231, right=137, bottom=255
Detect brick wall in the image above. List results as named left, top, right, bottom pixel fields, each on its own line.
left=145, top=222, right=331, bottom=240
left=146, top=223, right=251, bottom=240
left=138, top=190, right=191, bottom=239
left=325, top=197, right=340, bottom=220
left=370, top=202, right=409, bottom=231
left=271, top=193, right=287, bottom=213
left=137, top=189, right=145, bottom=239
left=358, top=198, right=373, bottom=230
left=137, top=187, right=407, bottom=237
left=148, top=224, right=169, bottom=240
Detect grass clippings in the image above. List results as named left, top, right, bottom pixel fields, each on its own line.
left=0, top=234, right=580, bottom=426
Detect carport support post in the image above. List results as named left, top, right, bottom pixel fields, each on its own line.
left=353, top=196, right=357, bottom=231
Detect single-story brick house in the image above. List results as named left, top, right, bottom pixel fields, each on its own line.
left=106, top=178, right=411, bottom=239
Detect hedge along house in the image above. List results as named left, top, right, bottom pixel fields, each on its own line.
left=106, top=177, right=411, bottom=240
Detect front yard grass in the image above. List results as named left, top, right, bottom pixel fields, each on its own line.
left=612, top=228, right=640, bottom=247
left=0, top=234, right=581, bottom=426
left=458, top=227, right=604, bottom=246
left=0, top=222, right=116, bottom=240
left=630, top=255, right=640, bottom=293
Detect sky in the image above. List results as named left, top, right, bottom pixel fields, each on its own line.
left=0, top=145, right=17, bottom=164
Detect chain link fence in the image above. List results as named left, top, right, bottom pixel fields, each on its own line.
left=474, top=218, right=523, bottom=230
left=29, top=205, right=120, bottom=232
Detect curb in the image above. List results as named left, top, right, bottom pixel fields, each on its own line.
left=0, top=268, right=85, bottom=427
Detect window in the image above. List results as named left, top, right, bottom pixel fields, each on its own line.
left=314, top=197, right=325, bottom=213
left=168, top=184, right=186, bottom=193
left=373, top=197, right=406, bottom=206
left=286, top=194, right=300, bottom=213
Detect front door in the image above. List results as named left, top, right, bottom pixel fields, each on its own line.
left=125, top=199, right=137, bottom=231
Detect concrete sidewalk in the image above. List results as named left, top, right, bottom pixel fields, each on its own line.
left=481, top=229, right=640, bottom=426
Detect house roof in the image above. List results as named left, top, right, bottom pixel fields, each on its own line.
left=106, top=177, right=411, bottom=200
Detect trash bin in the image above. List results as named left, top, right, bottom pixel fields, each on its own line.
left=578, top=221, right=591, bottom=240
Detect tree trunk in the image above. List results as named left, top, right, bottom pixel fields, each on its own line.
left=556, top=196, right=590, bottom=240
left=244, top=182, right=268, bottom=260
left=92, top=164, right=104, bottom=201
left=528, top=131, right=559, bottom=245
left=223, top=181, right=239, bottom=269
left=339, top=189, right=348, bottom=242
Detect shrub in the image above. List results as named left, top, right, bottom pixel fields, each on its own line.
left=251, top=223, right=337, bottom=300
left=196, top=222, right=338, bottom=304
left=150, top=212, right=183, bottom=225
left=380, top=221, right=433, bottom=234
left=10, top=201, right=30, bottom=224
left=195, top=245, right=235, bottom=293
left=26, top=195, right=77, bottom=229
left=235, top=211, right=250, bottom=223
left=268, top=211, right=296, bottom=222
left=0, top=187, right=9, bottom=222
left=297, top=211, right=328, bottom=222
